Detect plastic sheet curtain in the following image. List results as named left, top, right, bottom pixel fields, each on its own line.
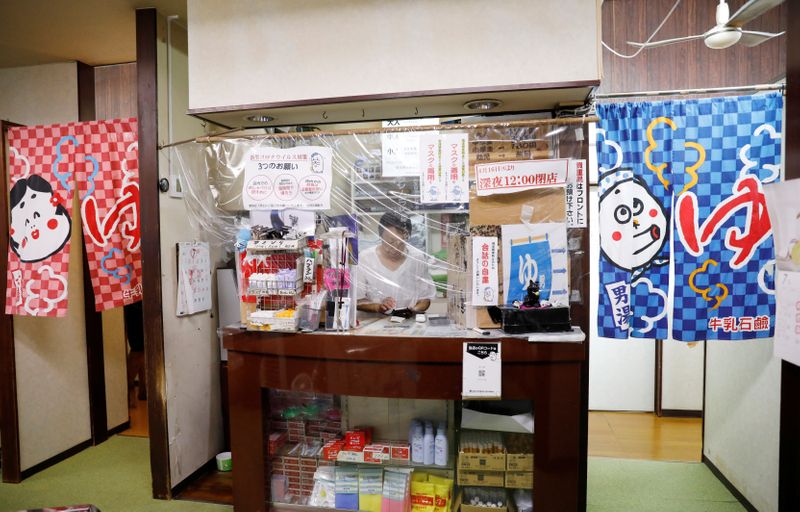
left=596, top=93, right=782, bottom=341
left=5, top=119, right=141, bottom=316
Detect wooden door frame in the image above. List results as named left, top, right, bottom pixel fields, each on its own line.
left=136, top=7, right=171, bottom=499
left=0, top=120, right=22, bottom=483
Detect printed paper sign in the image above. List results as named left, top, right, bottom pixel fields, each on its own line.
left=472, top=237, right=498, bottom=306
left=501, top=223, right=569, bottom=306
left=243, top=146, right=332, bottom=210
left=381, top=118, right=438, bottom=177
left=566, top=159, right=587, bottom=228
left=764, top=179, right=800, bottom=272
left=443, top=133, right=470, bottom=203
left=475, top=158, right=570, bottom=196
left=775, top=270, right=800, bottom=367
left=419, top=133, right=445, bottom=204
left=462, top=342, right=501, bottom=399
left=176, top=241, right=212, bottom=316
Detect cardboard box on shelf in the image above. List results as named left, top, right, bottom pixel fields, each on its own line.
left=390, top=442, right=410, bottom=461
left=363, top=444, right=390, bottom=463
left=322, top=439, right=345, bottom=461
left=337, top=449, right=365, bottom=463
left=505, top=453, right=534, bottom=472
left=504, top=471, right=533, bottom=489
left=457, top=452, right=506, bottom=472
left=457, top=470, right=505, bottom=487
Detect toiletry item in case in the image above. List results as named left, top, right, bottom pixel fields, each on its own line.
left=309, top=467, right=336, bottom=508
left=335, top=467, right=360, bottom=510
left=382, top=469, right=410, bottom=512
left=411, top=481, right=436, bottom=512
left=408, top=420, right=418, bottom=447
left=433, top=484, right=449, bottom=512
left=411, top=422, right=424, bottom=464
left=271, top=475, right=288, bottom=503
left=359, top=467, right=384, bottom=512
left=434, top=423, right=447, bottom=466
left=423, top=423, right=434, bottom=465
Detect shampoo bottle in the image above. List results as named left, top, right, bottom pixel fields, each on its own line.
left=434, top=423, right=447, bottom=466
left=412, top=422, right=424, bottom=464
left=423, top=422, right=435, bottom=465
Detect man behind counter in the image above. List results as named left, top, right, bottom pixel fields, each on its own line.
left=356, top=212, right=436, bottom=317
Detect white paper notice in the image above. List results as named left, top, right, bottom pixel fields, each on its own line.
left=764, top=179, right=800, bottom=272
left=462, top=342, right=501, bottom=399
left=243, top=146, right=332, bottom=210
left=475, top=158, right=570, bottom=196
left=775, top=270, right=800, bottom=367
left=566, top=159, right=587, bottom=228
left=419, top=133, right=445, bottom=204
left=442, top=133, right=469, bottom=203
left=176, top=242, right=212, bottom=316
left=472, top=237, right=499, bottom=306
left=381, top=119, right=439, bottom=177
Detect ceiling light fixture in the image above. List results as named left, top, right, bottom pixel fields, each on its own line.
left=463, top=99, right=503, bottom=111
left=245, top=114, right=275, bottom=123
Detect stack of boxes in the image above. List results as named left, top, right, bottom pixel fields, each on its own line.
left=456, top=431, right=534, bottom=493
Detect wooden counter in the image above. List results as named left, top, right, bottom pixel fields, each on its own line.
left=224, top=328, right=587, bottom=512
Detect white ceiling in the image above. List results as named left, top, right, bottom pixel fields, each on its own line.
left=0, top=0, right=186, bottom=69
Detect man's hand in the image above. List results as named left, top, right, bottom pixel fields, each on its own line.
left=379, top=297, right=397, bottom=314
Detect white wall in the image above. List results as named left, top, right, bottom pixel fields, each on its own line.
left=0, top=62, right=92, bottom=470
left=187, top=0, right=601, bottom=111
left=704, top=341, right=780, bottom=512
left=157, top=16, right=224, bottom=487
left=661, top=339, right=704, bottom=411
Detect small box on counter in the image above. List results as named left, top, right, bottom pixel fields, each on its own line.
left=322, top=439, right=345, bottom=461
left=344, top=427, right=373, bottom=451
left=390, top=442, right=410, bottom=461
left=268, top=431, right=288, bottom=454
left=506, top=453, right=534, bottom=472
left=504, top=433, right=534, bottom=471
left=457, top=470, right=505, bottom=487
left=505, top=471, right=534, bottom=489
left=337, top=449, right=365, bottom=463
left=363, top=444, right=390, bottom=463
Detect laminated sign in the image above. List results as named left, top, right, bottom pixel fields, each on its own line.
left=475, top=158, right=569, bottom=196
left=462, top=342, right=501, bottom=399
left=243, top=146, right=332, bottom=210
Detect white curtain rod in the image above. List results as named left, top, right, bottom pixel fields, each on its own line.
left=594, top=83, right=785, bottom=100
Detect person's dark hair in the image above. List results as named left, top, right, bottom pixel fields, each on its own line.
left=9, top=174, right=71, bottom=255
left=378, top=212, right=411, bottom=238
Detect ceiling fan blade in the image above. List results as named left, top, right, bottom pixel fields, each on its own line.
left=739, top=30, right=785, bottom=47
left=726, top=0, right=785, bottom=28
left=627, top=34, right=704, bottom=49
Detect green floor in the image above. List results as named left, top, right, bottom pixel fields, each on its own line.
left=0, top=436, right=744, bottom=512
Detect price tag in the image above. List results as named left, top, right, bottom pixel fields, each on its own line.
left=462, top=342, right=501, bottom=399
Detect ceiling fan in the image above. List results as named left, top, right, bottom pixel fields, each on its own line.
left=628, top=0, right=785, bottom=51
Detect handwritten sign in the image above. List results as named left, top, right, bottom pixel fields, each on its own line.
left=443, top=133, right=469, bottom=203
left=243, top=146, right=332, bottom=210
left=472, top=237, right=498, bottom=306
left=419, top=133, right=444, bottom=204
left=475, top=158, right=569, bottom=196
left=566, top=159, right=587, bottom=228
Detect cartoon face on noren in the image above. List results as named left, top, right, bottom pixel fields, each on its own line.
left=9, top=174, right=72, bottom=263
left=599, top=173, right=667, bottom=272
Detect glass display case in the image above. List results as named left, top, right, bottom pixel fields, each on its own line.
left=174, top=117, right=594, bottom=511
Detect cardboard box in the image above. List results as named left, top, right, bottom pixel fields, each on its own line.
left=457, top=452, right=506, bottom=471
left=457, top=470, right=505, bottom=487
left=506, top=453, right=534, bottom=472
left=322, top=440, right=344, bottom=461
left=468, top=181, right=566, bottom=226
left=505, top=471, right=533, bottom=489
left=344, top=427, right=373, bottom=451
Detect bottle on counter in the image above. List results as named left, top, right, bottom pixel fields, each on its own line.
left=434, top=422, right=447, bottom=466
left=423, top=422, right=435, bottom=465
left=412, top=421, right=425, bottom=464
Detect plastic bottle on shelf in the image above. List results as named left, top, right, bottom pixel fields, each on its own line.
left=411, top=422, right=425, bottom=464
left=423, top=422, right=435, bottom=465
left=408, top=419, right=418, bottom=447
left=434, top=422, right=447, bottom=466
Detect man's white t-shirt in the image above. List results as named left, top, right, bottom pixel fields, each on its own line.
left=356, top=245, right=436, bottom=310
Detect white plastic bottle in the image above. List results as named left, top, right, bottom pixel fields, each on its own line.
left=412, top=422, right=425, bottom=463
left=423, top=422, right=435, bottom=465
left=409, top=419, right=419, bottom=446
left=434, top=423, right=448, bottom=466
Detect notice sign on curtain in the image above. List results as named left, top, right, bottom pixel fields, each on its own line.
left=243, top=146, right=332, bottom=210
left=501, top=223, right=569, bottom=306
left=597, top=93, right=782, bottom=341
left=5, top=119, right=141, bottom=316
